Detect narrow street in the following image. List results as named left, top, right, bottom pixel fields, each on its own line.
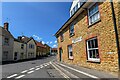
left=2, top=56, right=119, bottom=79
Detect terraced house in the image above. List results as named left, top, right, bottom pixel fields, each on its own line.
left=55, top=0, right=120, bottom=73
left=35, top=41, right=46, bottom=58
left=21, top=36, right=36, bottom=59
left=0, top=22, right=14, bottom=62
left=13, top=37, right=27, bottom=61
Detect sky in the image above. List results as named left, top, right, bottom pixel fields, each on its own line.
left=2, top=2, right=72, bottom=48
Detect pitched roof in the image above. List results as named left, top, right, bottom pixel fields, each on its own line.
left=0, top=26, right=14, bottom=38
left=14, top=38, right=25, bottom=43
left=21, top=36, right=31, bottom=43
left=35, top=41, right=45, bottom=48
left=51, top=48, right=57, bottom=51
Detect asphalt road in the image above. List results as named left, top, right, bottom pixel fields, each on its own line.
left=2, top=56, right=119, bottom=79
left=2, top=56, right=63, bottom=79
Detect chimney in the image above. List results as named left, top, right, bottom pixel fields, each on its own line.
left=4, top=22, right=9, bottom=31
left=18, top=36, right=22, bottom=41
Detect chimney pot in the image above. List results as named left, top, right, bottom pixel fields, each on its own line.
left=4, top=22, right=9, bottom=31
left=18, top=36, right=22, bottom=40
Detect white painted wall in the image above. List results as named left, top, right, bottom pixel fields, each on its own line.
left=13, top=41, right=27, bottom=60
left=27, top=39, right=36, bottom=59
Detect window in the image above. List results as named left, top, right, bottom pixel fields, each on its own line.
left=86, top=37, right=100, bottom=62
left=68, top=45, right=73, bottom=59
left=4, top=37, right=9, bottom=46
left=21, top=44, right=24, bottom=49
left=29, top=44, right=34, bottom=49
left=88, top=3, right=100, bottom=25
left=60, top=33, right=64, bottom=42
left=3, top=51, right=8, bottom=60
left=70, top=24, right=74, bottom=36
left=75, top=3, right=78, bottom=11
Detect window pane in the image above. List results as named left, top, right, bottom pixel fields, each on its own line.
left=95, top=38, right=98, bottom=48
left=87, top=38, right=99, bottom=60
left=96, top=49, right=99, bottom=58
left=70, top=52, right=73, bottom=56
left=89, top=50, right=93, bottom=58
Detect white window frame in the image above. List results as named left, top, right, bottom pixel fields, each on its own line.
left=86, top=37, right=100, bottom=62
left=68, top=45, right=73, bottom=59
left=88, top=3, right=100, bottom=25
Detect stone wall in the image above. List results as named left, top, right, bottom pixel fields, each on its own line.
left=57, top=2, right=119, bottom=73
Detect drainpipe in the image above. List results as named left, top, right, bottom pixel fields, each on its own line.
left=110, top=0, right=120, bottom=73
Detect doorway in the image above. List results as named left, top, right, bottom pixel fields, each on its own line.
left=59, top=48, right=62, bottom=61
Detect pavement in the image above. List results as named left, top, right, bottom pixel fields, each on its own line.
left=1, top=56, right=120, bottom=80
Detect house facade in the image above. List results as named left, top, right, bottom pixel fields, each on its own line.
left=20, top=36, right=37, bottom=59
left=0, top=22, right=14, bottom=62
left=13, top=37, right=27, bottom=61
left=35, top=41, right=46, bottom=58
left=26, top=37, right=36, bottom=59
left=51, top=48, right=58, bottom=56
left=44, top=44, right=51, bottom=56
left=55, top=1, right=120, bottom=73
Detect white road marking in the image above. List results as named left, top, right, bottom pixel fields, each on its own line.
left=35, top=66, right=39, bottom=68
left=7, top=74, right=18, bottom=78
left=56, top=62, right=98, bottom=79
left=29, top=68, right=34, bottom=70
left=53, top=62, right=79, bottom=78
left=35, top=68, right=40, bottom=70
left=15, top=75, right=25, bottom=79
left=44, top=64, right=47, bottom=67
left=51, top=62, right=70, bottom=78
left=40, top=66, right=43, bottom=68
left=47, top=63, right=49, bottom=66
left=21, top=70, right=28, bottom=73
left=27, top=70, right=34, bottom=74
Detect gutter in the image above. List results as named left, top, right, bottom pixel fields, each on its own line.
left=110, top=0, right=120, bottom=72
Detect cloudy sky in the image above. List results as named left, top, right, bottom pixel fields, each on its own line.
left=2, top=2, right=71, bottom=48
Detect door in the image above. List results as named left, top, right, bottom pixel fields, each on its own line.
left=14, top=52, right=18, bottom=60
left=59, top=48, right=62, bottom=61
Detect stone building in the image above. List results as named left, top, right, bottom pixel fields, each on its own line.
left=51, top=48, right=58, bottom=56
left=21, top=36, right=36, bottom=59
left=44, top=44, right=51, bottom=56
left=13, top=37, right=27, bottom=61
left=0, top=22, right=14, bottom=62
left=55, top=1, right=120, bottom=73
left=35, top=41, right=46, bottom=58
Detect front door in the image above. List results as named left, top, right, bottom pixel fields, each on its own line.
left=59, top=48, right=62, bottom=61
left=14, top=52, right=18, bottom=60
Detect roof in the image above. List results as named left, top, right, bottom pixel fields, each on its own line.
left=35, top=41, right=45, bottom=48
left=51, top=48, right=57, bottom=51
left=21, top=36, right=31, bottom=43
left=14, top=38, right=25, bottom=43
left=55, top=2, right=91, bottom=37
left=0, top=26, right=14, bottom=38
left=44, top=44, right=51, bottom=48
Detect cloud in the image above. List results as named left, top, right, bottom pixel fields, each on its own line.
left=54, top=40, right=57, bottom=43
left=42, top=41, right=45, bottom=44
left=33, top=35, right=42, bottom=41
left=52, top=44, right=57, bottom=48
left=50, top=41, right=52, bottom=44
left=46, top=42, right=49, bottom=44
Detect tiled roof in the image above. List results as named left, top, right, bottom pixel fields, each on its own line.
left=51, top=48, right=57, bottom=50
left=21, top=36, right=31, bottom=43
left=35, top=41, right=45, bottom=48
